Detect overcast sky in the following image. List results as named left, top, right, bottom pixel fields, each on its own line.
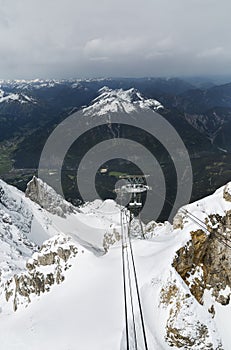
left=0, top=0, right=230, bottom=79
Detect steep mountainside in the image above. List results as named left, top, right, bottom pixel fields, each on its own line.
left=82, top=86, right=163, bottom=116
left=173, top=84, right=231, bottom=151
left=0, top=178, right=230, bottom=349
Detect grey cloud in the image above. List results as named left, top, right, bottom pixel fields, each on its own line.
left=0, top=0, right=230, bottom=79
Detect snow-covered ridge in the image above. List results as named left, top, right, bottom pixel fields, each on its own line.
left=0, top=177, right=122, bottom=312
left=0, top=178, right=231, bottom=349
left=0, top=179, right=56, bottom=293
left=0, top=79, right=62, bottom=92
left=0, top=78, right=111, bottom=91
left=82, top=86, right=164, bottom=116
left=0, top=88, right=36, bottom=104
left=4, top=234, right=78, bottom=311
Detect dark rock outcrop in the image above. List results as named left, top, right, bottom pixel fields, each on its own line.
left=25, top=176, right=75, bottom=217
left=5, top=234, right=78, bottom=311
left=173, top=210, right=231, bottom=305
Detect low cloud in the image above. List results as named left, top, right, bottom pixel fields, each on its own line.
left=0, top=0, right=230, bottom=79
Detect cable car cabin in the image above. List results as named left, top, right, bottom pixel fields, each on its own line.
left=129, top=200, right=142, bottom=208
left=121, top=183, right=149, bottom=194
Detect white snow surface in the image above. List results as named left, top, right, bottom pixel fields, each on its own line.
left=0, top=179, right=230, bottom=349
left=0, top=88, right=36, bottom=104
left=0, top=78, right=110, bottom=91
left=82, top=86, right=163, bottom=116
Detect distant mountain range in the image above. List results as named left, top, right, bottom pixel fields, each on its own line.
left=0, top=77, right=231, bottom=220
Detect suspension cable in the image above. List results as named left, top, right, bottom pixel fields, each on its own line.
left=122, top=210, right=138, bottom=350
left=152, top=188, right=231, bottom=251
left=124, top=211, right=149, bottom=350
left=120, top=207, right=130, bottom=350
left=182, top=209, right=231, bottom=246
left=182, top=209, right=231, bottom=250
left=118, top=178, right=231, bottom=350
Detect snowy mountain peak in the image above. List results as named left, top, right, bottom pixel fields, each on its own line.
left=0, top=88, right=36, bottom=104
left=82, top=86, right=164, bottom=116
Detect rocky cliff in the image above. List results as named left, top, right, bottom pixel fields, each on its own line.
left=173, top=183, right=231, bottom=310
left=25, top=176, right=76, bottom=217
left=5, top=234, right=78, bottom=311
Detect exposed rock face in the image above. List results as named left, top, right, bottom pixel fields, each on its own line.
left=4, top=234, right=78, bottom=311
left=173, top=212, right=184, bottom=230
left=173, top=210, right=231, bottom=306
left=25, top=176, right=75, bottom=217
left=223, top=183, right=231, bottom=202
left=102, top=230, right=121, bottom=252
left=160, top=279, right=223, bottom=349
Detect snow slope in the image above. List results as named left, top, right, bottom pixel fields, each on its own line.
left=0, top=88, right=36, bottom=104
left=0, top=179, right=230, bottom=349
left=82, top=86, right=163, bottom=116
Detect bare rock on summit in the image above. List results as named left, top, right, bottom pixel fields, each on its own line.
left=223, top=183, right=231, bottom=202
left=25, top=176, right=75, bottom=217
